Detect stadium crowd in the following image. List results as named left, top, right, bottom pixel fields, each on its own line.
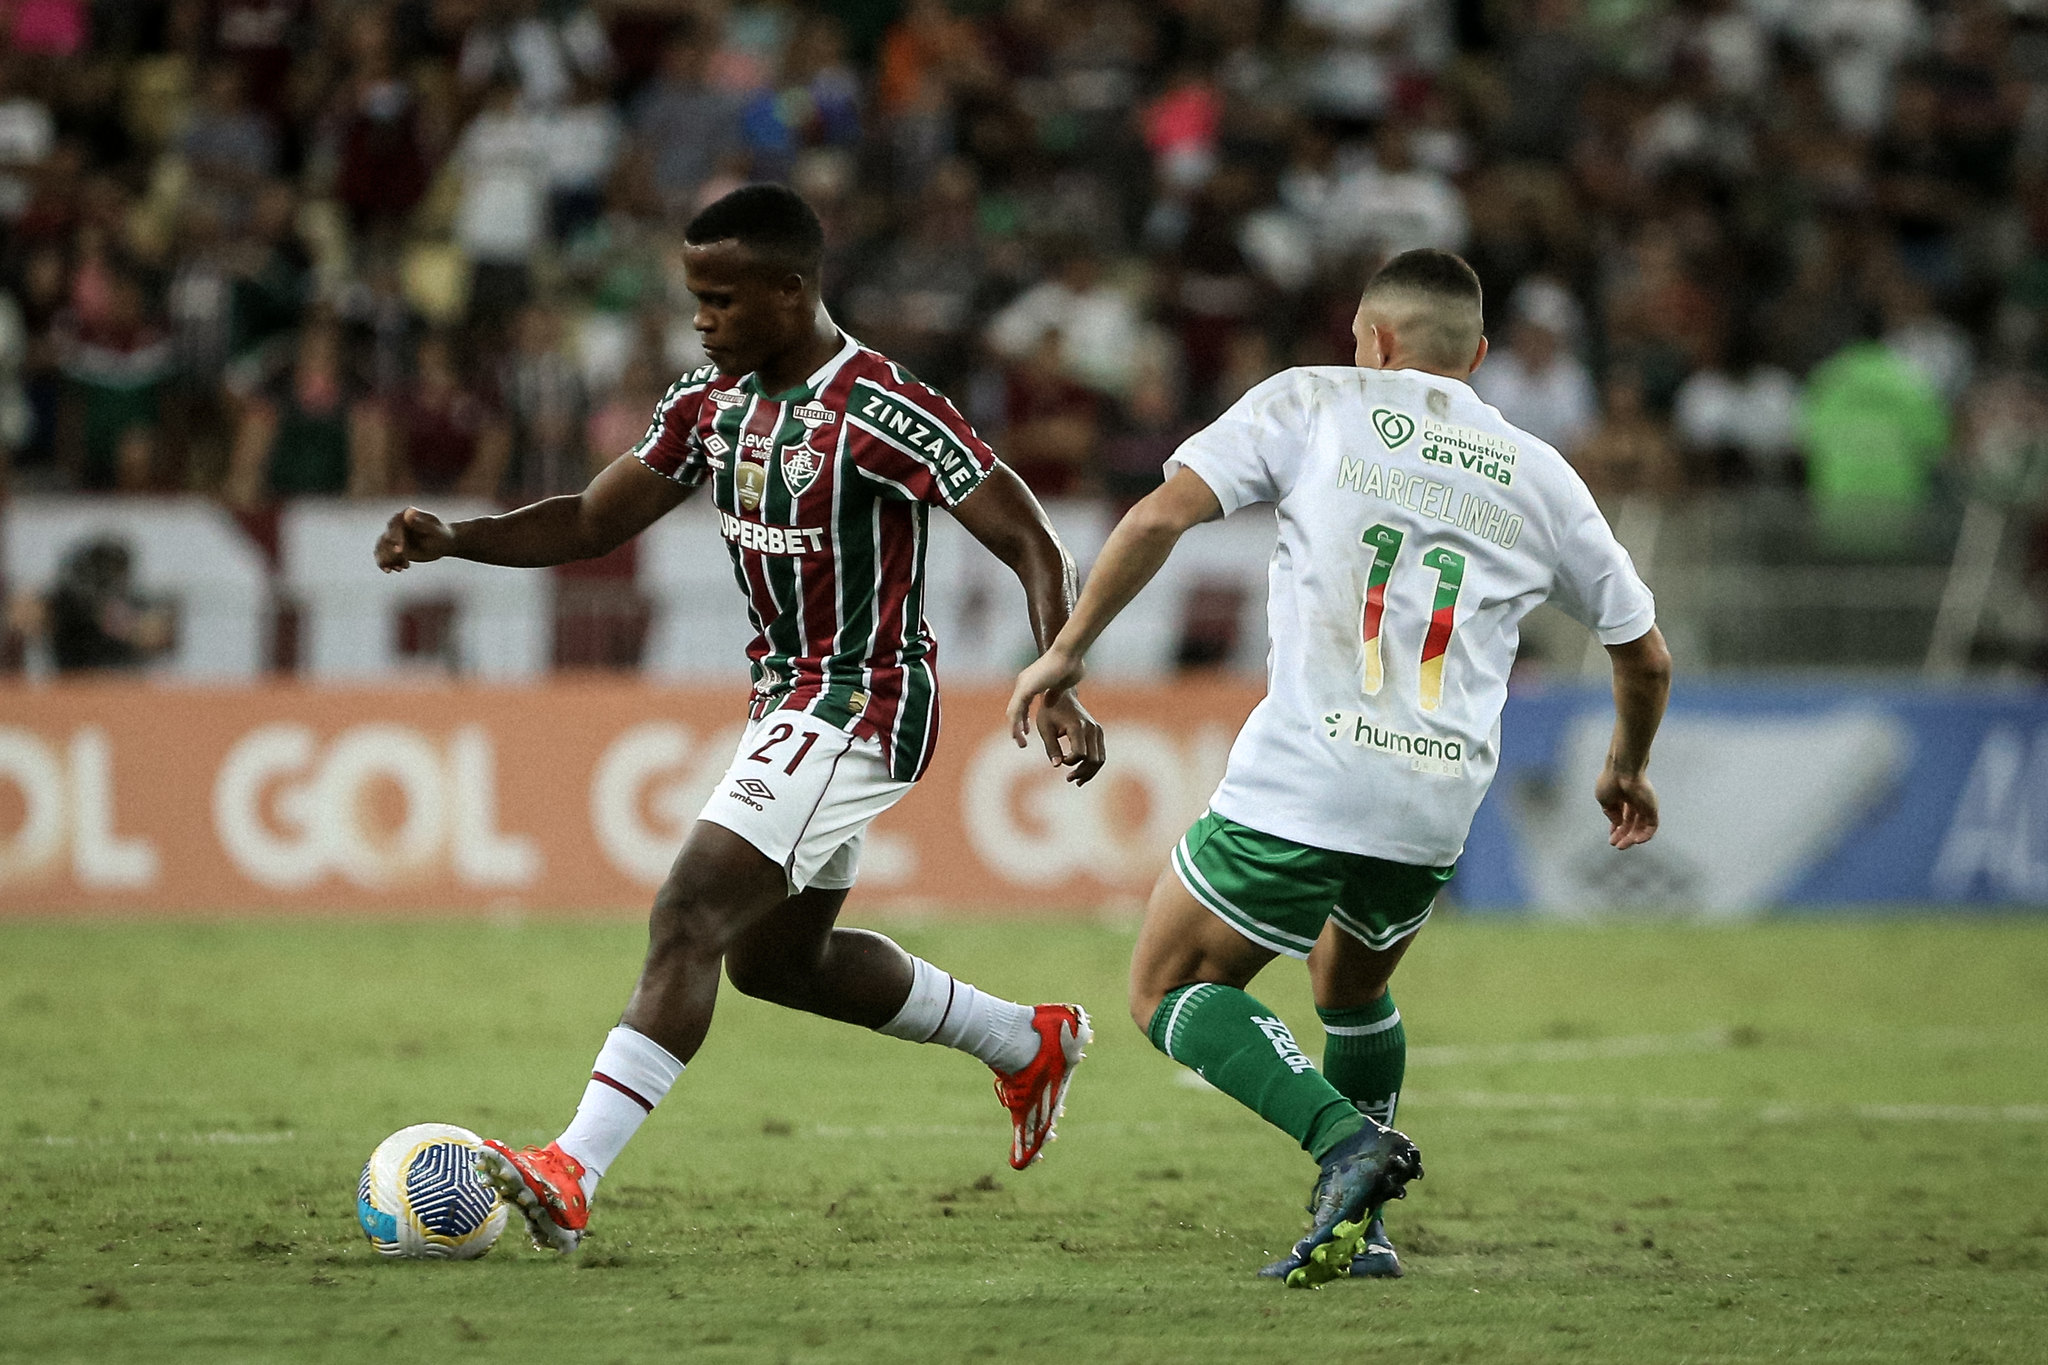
left=1, top=0, right=2046, bottom=547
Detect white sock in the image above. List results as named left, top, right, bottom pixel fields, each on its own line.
left=555, top=1026, right=685, bottom=1201
left=875, top=956, right=1040, bottom=1073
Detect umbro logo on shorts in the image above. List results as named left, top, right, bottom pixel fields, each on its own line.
left=728, top=776, right=776, bottom=812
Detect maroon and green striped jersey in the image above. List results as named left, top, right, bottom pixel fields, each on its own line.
left=632, top=333, right=997, bottom=781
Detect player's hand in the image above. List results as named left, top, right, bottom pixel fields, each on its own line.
left=1006, top=646, right=1087, bottom=745
left=1034, top=689, right=1106, bottom=785
left=1595, top=763, right=1659, bottom=849
left=375, top=507, right=455, bottom=572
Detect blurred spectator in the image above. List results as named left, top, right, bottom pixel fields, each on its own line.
left=1327, top=121, right=1469, bottom=260
left=454, top=81, right=550, bottom=330
left=1142, top=65, right=1223, bottom=194
left=180, top=65, right=278, bottom=223
left=326, top=8, right=432, bottom=237
left=875, top=0, right=993, bottom=117
left=1471, top=278, right=1596, bottom=456
left=225, top=314, right=370, bottom=505
left=9, top=0, right=87, bottom=58
left=1799, top=339, right=1950, bottom=555
left=386, top=331, right=509, bottom=497
left=0, top=284, right=27, bottom=478
left=1575, top=367, right=1684, bottom=498
left=226, top=180, right=311, bottom=366
left=0, top=57, right=54, bottom=221
left=56, top=271, right=173, bottom=491
left=1291, top=0, right=1449, bottom=122
left=1001, top=334, right=1101, bottom=497
left=500, top=302, right=585, bottom=497
left=543, top=72, right=623, bottom=244
left=986, top=241, right=1144, bottom=400
left=457, top=0, right=611, bottom=110
left=741, top=12, right=861, bottom=186
left=1493, top=0, right=1597, bottom=162
left=212, top=0, right=307, bottom=120
left=1673, top=347, right=1802, bottom=486
left=632, top=27, right=746, bottom=219
left=1881, top=278, right=1974, bottom=406
left=42, top=538, right=172, bottom=673
left=1100, top=351, right=1189, bottom=503
left=586, top=353, right=663, bottom=476
left=1796, top=0, right=1927, bottom=135
left=847, top=161, right=984, bottom=388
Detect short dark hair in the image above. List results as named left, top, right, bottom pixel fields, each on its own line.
left=1362, top=249, right=1483, bottom=312
left=1358, top=248, right=1485, bottom=369
left=684, top=184, right=825, bottom=280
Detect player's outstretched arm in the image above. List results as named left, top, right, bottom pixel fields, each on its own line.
left=954, top=463, right=1106, bottom=784
left=1005, top=468, right=1223, bottom=742
left=1596, top=625, right=1673, bottom=850
left=374, top=454, right=691, bottom=572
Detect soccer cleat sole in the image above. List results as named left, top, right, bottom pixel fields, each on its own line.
left=474, top=1146, right=582, bottom=1253
left=1284, top=1218, right=1368, bottom=1289
left=1011, top=1004, right=1092, bottom=1171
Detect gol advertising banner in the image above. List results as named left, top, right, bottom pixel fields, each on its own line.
left=0, top=680, right=1258, bottom=914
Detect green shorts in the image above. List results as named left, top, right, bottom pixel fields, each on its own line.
left=1170, top=810, right=1454, bottom=959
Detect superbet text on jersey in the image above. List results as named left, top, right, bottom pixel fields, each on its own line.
left=1168, top=365, right=1656, bottom=868
left=632, top=334, right=996, bottom=781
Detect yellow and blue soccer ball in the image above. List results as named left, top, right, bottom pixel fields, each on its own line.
left=356, top=1123, right=508, bottom=1259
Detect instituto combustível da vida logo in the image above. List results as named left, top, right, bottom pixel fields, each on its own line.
left=1373, top=408, right=1416, bottom=448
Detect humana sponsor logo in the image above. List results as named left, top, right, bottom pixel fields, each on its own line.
left=1322, top=711, right=1464, bottom=776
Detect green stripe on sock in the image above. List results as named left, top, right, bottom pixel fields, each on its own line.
left=1149, top=984, right=1366, bottom=1160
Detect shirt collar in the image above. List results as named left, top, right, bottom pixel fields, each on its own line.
left=747, top=326, right=861, bottom=402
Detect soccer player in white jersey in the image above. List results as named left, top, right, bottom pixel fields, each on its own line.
left=1007, top=249, right=1673, bottom=1287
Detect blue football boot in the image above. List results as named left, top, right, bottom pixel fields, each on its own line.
left=1258, top=1121, right=1422, bottom=1288
left=1349, top=1214, right=1402, bottom=1278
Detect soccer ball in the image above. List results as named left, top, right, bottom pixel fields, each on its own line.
left=356, top=1123, right=509, bottom=1259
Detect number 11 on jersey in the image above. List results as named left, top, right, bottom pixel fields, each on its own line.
left=1358, top=522, right=1466, bottom=711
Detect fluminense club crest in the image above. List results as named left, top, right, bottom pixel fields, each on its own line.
left=781, top=442, right=823, bottom=496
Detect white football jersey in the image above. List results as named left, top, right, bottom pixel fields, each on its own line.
left=1167, top=366, right=1655, bottom=866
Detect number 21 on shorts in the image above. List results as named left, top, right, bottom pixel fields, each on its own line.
left=1359, top=522, right=1465, bottom=711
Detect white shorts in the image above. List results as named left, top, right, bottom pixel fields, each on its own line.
left=697, top=709, right=914, bottom=894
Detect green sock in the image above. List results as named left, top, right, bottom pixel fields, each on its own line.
left=1149, top=984, right=1366, bottom=1160
left=1318, top=991, right=1405, bottom=1129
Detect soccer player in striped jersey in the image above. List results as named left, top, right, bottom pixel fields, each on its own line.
left=374, top=185, right=1104, bottom=1253
left=1007, top=249, right=1672, bottom=1286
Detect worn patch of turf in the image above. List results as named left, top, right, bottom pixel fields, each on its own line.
left=1, top=917, right=2044, bottom=1363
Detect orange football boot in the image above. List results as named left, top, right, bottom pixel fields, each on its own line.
left=475, top=1139, right=589, bottom=1252
left=992, top=1003, right=1092, bottom=1169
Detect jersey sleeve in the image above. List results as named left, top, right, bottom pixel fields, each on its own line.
left=630, top=365, right=720, bottom=486
left=1164, top=371, right=1311, bottom=515
left=845, top=374, right=998, bottom=507
left=1548, top=475, right=1658, bottom=645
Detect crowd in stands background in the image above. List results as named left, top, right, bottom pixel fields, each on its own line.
left=2, top=0, right=2047, bottom=569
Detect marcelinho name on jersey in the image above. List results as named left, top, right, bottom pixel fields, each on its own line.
left=1337, top=458, right=1525, bottom=551
left=1323, top=710, right=1465, bottom=777
left=1416, top=418, right=1518, bottom=487
left=719, top=510, right=826, bottom=556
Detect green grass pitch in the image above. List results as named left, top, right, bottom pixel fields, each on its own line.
left=2, top=915, right=2045, bottom=1364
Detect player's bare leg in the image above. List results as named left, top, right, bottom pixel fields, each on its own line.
left=1306, top=922, right=1420, bottom=1278
left=722, top=885, right=910, bottom=1026
left=725, top=884, right=1091, bottom=1169
left=478, top=822, right=792, bottom=1250
left=1131, top=868, right=1422, bottom=1286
